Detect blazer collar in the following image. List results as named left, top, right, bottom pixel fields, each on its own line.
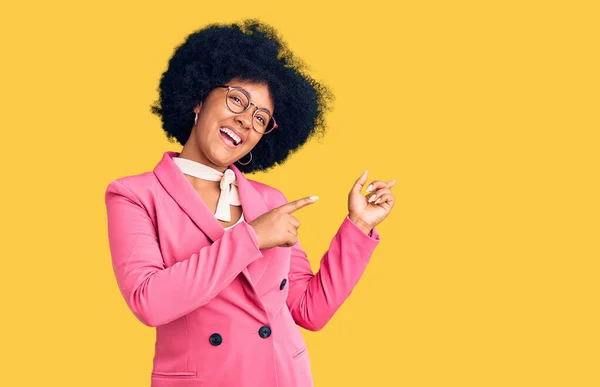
left=153, top=151, right=268, bottom=243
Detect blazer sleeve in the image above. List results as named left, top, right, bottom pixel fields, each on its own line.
left=278, top=191, right=381, bottom=331
left=105, top=180, right=263, bottom=328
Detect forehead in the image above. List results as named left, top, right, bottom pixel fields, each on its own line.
left=226, top=78, right=274, bottom=112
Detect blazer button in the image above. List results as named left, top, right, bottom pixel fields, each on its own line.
left=280, top=278, right=287, bottom=290
left=209, top=333, right=222, bottom=346
left=258, top=326, right=272, bottom=339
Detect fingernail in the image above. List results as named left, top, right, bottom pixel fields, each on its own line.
left=366, top=184, right=373, bottom=193
left=310, top=196, right=319, bottom=201
left=368, top=195, right=376, bottom=203
left=374, top=198, right=381, bottom=204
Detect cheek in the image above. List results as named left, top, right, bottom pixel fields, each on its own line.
left=196, top=113, right=219, bottom=137
left=245, top=133, right=263, bottom=148
left=199, top=103, right=227, bottom=128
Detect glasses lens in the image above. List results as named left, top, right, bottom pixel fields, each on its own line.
left=253, top=110, right=275, bottom=133
left=226, top=89, right=249, bottom=113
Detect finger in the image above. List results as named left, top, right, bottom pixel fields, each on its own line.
left=368, top=188, right=392, bottom=203
left=288, top=225, right=298, bottom=237
left=365, top=180, right=387, bottom=194
left=289, top=215, right=300, bottom=229
left=374, top=193, right=395, bottom=206
left=367, top=179, right=397, bottom=192
left=285, top=229, right=298, bottom=247
left=351, top=170, right=369, bottom=193
left=279, top=196, right=319, bottom=214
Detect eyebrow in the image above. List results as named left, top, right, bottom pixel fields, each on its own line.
left=230, top=85, right=273, bottom=115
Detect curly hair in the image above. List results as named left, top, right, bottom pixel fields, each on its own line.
left=150, top=19, right=334, bottom=173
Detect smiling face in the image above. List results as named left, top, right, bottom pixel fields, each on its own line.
left=183, top=78, right=274, bottom=172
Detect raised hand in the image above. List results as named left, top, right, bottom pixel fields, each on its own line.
left=249, top=196, right=319, bottom=249
left=348, top=170, right=396, bottom=234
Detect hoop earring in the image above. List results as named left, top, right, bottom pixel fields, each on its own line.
left=237, top=152, right=252, bottom=165
left=194, top=112, right=198, bottom=126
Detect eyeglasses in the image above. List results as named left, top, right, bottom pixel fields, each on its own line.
left=217, top=86, right=278, bottom=134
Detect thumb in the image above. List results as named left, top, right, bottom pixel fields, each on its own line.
left=351, top=170, right=368, bottom=193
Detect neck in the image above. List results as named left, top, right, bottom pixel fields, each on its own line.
left=179, top=144, right=228, bottom=173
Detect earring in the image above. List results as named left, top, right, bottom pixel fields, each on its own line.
left=194, top=112, right=198, bottom=126
left=237, top=152, right=253, bottom=165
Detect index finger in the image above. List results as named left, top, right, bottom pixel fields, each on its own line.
left=278, top=196, right=319, bottom=214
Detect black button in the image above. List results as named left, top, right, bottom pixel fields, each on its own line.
left=209, top=333, right=222, bottom=346
left=280, top=278, right=287, bottom=290
left=258, top=326, right=272, bottom=339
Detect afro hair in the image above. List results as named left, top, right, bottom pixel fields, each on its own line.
left=150, top=19, right=334, bottom=173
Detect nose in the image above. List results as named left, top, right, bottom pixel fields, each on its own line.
left=235, top=108, right=254, bottom=130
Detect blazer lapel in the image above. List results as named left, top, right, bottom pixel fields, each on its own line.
left=153, top=151, right=225, bottom=243
left=230, top=163, right=272, bottom=288
left=229, top=163, right=268, bottom=224
left=153, top=151, right=272, bottom=288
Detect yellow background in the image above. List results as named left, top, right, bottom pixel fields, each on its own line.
left=1, top=0, right=598, bottom=386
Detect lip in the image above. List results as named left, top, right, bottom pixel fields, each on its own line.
left=220, top=126, right=245, bottom=146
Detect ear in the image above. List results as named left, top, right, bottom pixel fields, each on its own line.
left=193, top=102, right=202, bottom=114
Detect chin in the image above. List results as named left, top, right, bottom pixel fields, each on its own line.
left=208, top=151, right=237, bottom=167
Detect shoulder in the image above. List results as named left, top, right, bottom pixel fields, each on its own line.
left=105, top=171, right=158, bottom=203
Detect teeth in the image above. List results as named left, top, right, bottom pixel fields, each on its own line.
left=220, top=128, right=241, bottom=145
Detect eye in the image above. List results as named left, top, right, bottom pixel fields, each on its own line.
left=230, top=96, right=243, bottom=105
left=255, top=112, right=271, bottom=127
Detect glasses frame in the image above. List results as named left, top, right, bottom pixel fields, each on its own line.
left=217, top=85, right=278, bottom=134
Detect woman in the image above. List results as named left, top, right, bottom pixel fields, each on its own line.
left=105, top=20, right=396, bottom=387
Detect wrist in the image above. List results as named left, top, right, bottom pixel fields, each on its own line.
left=349, top=215, right=372, bottom=235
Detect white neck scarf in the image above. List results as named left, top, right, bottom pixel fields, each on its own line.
left=172, top=157, right=241, bottom=222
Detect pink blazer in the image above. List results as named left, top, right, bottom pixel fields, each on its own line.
left=105, top=151, right=381, bottom=387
